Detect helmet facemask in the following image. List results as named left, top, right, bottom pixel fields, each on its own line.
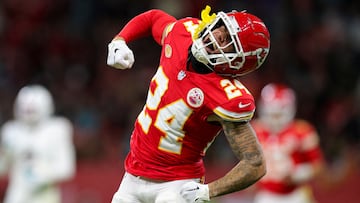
left=191, top=6, right=270, bottom=77
left=191, top=12, right=244, bottom=74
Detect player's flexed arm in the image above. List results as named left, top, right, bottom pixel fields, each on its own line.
left=180, top=118, right=266, bottom=202
left=210, top=120, right=266, bottom=197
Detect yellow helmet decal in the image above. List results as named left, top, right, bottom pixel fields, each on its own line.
left=193, top=5, right=217, bottom=40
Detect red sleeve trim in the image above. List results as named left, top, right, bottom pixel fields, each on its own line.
left=115, top=9, right=176, bottom=45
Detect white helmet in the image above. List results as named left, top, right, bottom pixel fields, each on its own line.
left=258, top=83, right=296, bottom=133
left=14, top=85, right=54, bottom=124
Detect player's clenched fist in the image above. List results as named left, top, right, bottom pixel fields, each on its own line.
left=107, top=39, right=134, bottom=69
left=180, top=181, right=210, bottom=203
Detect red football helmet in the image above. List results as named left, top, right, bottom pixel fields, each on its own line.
left=191, top=10, right=270, bottom=77
left=258, top=83, right=296, bottom=132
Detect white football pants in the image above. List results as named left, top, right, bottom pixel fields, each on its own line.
left=111, top=172, right=200, bottom=203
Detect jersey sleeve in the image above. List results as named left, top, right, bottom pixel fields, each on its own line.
left=295, top=120, right=324, bottom=163
left=32, top=118, right=76, bottom=185
left=213, top=98, right=255, bottom=122
left=115, top=9, right=177, bottom=45
left=211, top=79, right=256, bottom=122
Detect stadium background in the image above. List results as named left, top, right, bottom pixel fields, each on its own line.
left=0, top=0, right=359, bottom=202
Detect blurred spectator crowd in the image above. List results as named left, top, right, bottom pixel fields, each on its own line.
left=0, top=0, right=359, bottom=176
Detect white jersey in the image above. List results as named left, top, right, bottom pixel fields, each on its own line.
left=0, top=117, right=76, bottom=203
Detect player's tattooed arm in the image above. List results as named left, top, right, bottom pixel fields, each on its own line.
left=208, top=120, right=266, bottom=198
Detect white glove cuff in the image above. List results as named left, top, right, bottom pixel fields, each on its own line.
left=199, top=184, right=210, bottom=201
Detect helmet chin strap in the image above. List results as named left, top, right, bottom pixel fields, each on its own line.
left=190, top=40, right=209, bottom=64
left=187, top=46, right=213, bottom=74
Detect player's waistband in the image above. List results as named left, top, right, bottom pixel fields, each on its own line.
left=126, top=172, right=202, bottom=184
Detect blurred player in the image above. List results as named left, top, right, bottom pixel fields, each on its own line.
left=106, top=5, right=270, bottom=203
left=0, top=84, right=76, bottom=203
left=251, top=83, right=324, bottom=203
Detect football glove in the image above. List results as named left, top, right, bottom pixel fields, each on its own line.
left=107, top=39, right=134, bottom=69
left=180, top=181, right=210, bottom=203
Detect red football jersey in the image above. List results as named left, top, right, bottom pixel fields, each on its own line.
left=125, top=17, right=256, bottom=180
left=252, top=119, right=323, bottom=194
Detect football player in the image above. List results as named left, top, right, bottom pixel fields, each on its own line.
left=107, top=5, right=270, bottom=203
left=0, top=85, right=76, bottom=203
left=251, top=83, right=324, bottom=203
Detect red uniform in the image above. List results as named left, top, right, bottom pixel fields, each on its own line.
left=252, top=119, right=323, bottom=194
left=123, top=12, right=256, bottom=180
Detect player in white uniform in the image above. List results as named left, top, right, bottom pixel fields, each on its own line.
left=0, top=84, right=76, bottom=203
